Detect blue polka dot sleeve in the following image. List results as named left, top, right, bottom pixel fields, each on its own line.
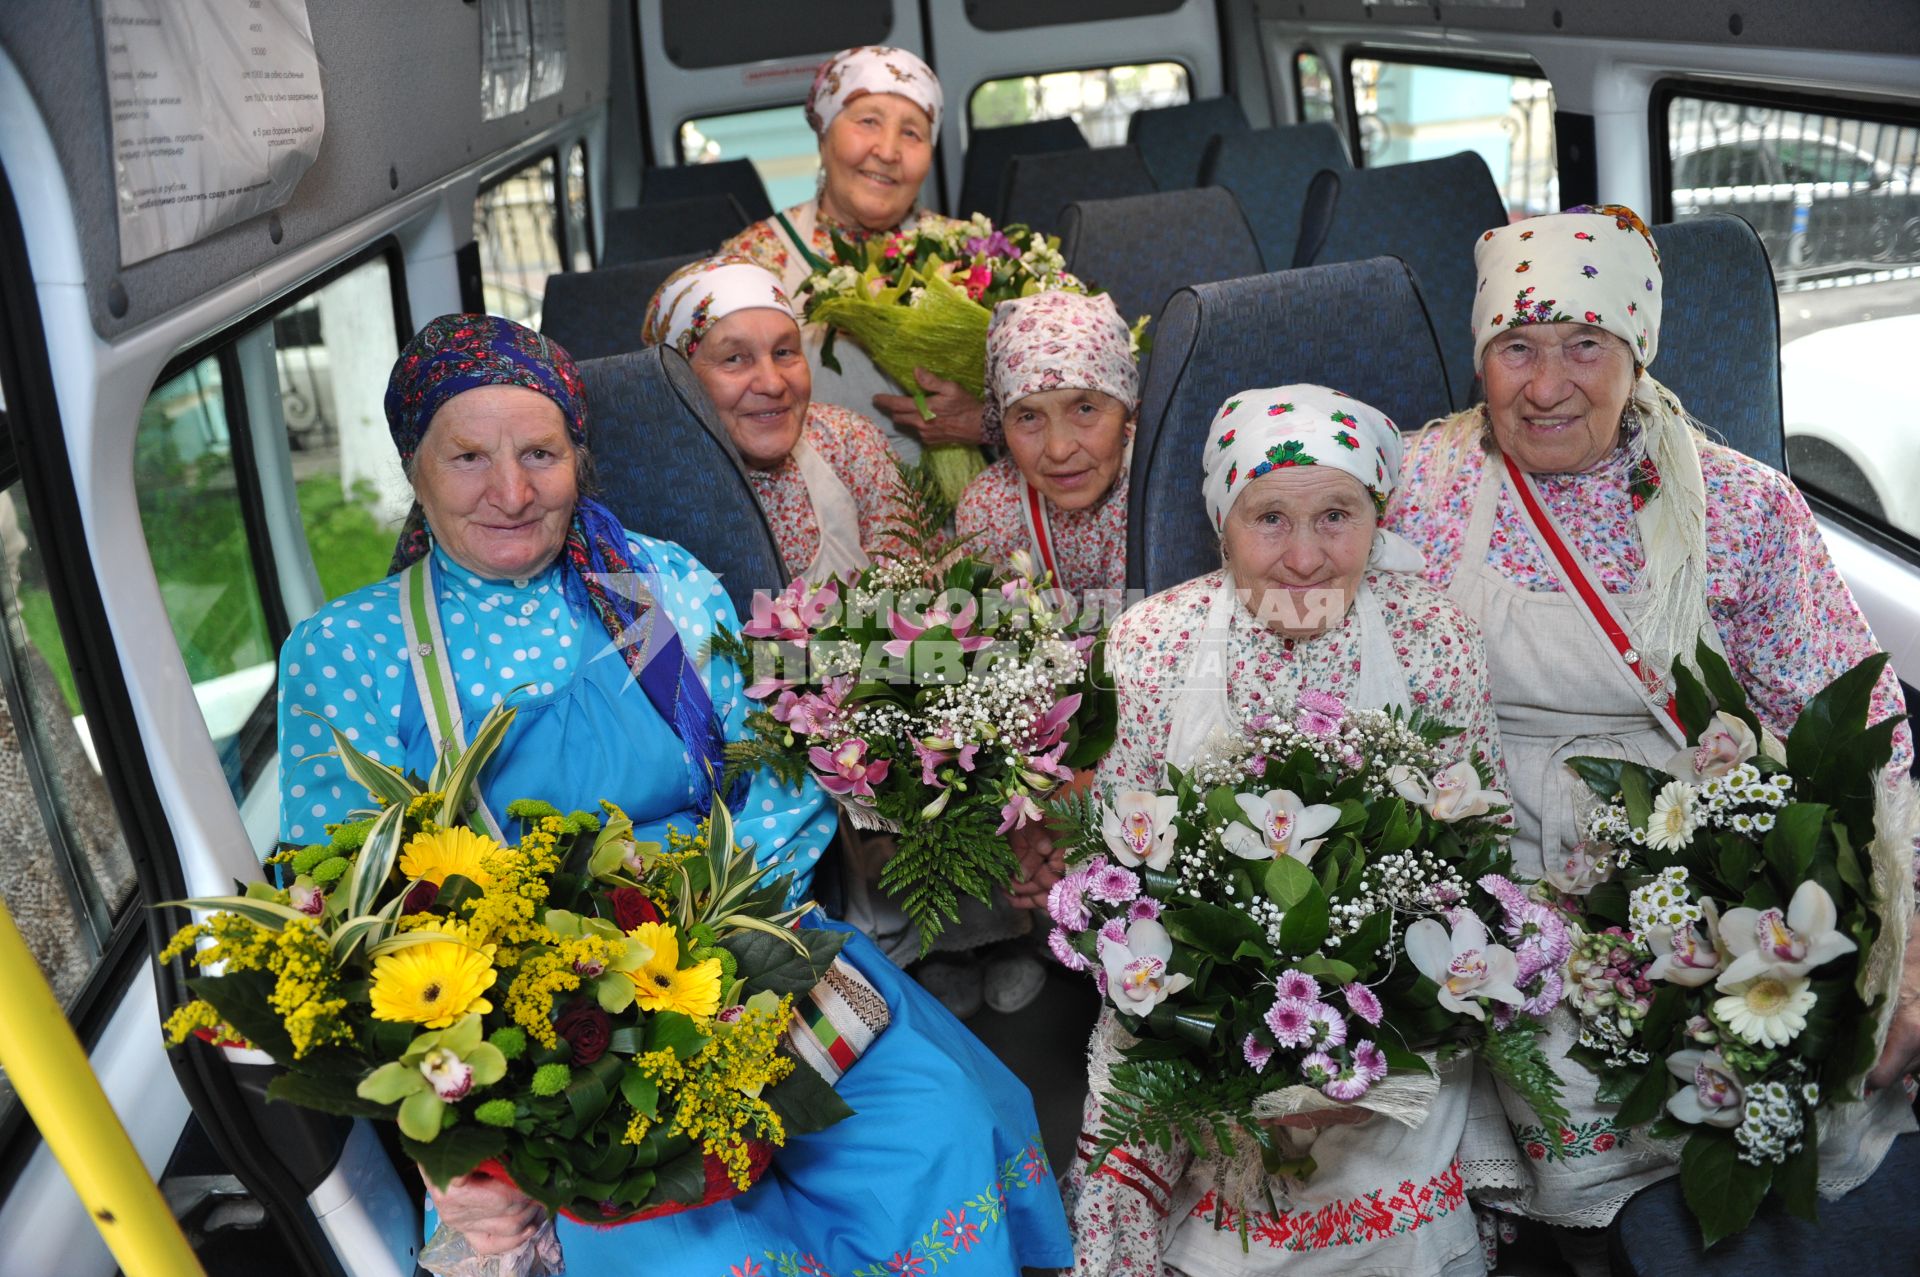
left=634, top=534, right=836, bottom=908
left=275, top=577, right=412, bottom=845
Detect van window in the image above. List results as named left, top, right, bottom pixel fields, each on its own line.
left=1661, top=90, right=1920, bottom=541
left=680, top=105, right=819, bottom=212
left=475, top=154, right=564, bottom=325
left=968, top=62, right=1191, bottom=147
left=564, top=140, right=594, bottom=271
left=1349, top=56, right=1557, bottom=217
left=1294, top=51, right=1335, bottom=124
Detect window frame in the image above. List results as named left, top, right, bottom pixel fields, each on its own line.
left=474, top=149, right=571, bottom=320
left=963, top=58, right=1197, bottom=135
left=1291, top=47, right=1332, bottom=127
left=673, top=101, right=807, bottom=165
left=562, top=139, right=595, bottom=271
left=1339, top=46, right=1551, bottom=172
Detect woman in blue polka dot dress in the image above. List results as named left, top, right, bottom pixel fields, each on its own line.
left=276, top=314, right=1072, bottom=1276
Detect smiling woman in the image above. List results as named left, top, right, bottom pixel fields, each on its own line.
left=408, top=385, right=578, bottom=581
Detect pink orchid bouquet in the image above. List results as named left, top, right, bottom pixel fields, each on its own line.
left=1555, top=644, right=1915, bottom=1246
left=1046, top=692, right=1567, bottom=1180
left=717, top=549, right=1115, bottom=951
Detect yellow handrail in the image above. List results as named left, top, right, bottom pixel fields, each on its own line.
left=0, top=899, right=204, bottom=1275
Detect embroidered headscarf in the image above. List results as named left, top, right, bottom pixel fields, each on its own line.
left=804, top=46, right=943, bottom=137
left=982, top=290, right=1139, bottom=446
left=1469, top=203, right=1712, bottom=682
left=384, top=314, right=732, bottom=809
left=641, top=255, right=796, bottom=357
left=1202, top=384, right=1405, bottom=535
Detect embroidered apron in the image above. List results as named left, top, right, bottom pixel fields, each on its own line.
left=773, top=207, right=925, bottom=466
left=790, top=438, right=869, bottom=585
left=1080, top=560, right=1484, bottom=1277
left=1447, top=460, right=1685, bottom=1227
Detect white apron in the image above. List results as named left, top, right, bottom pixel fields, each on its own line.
left=1076, top=553, right=1484, bottom=1277
left=772, top=206, right=925, bottom=466
left=790, top=438, right=869, bottom=585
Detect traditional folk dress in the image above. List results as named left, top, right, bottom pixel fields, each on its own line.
left=955, top=455, right=1128, bottom=595
left=746, top=402, right=908, bottom=584
left=1386, top=205, right=1917, bottom=1239
left=1066, top=387, right=1505, bottom=1277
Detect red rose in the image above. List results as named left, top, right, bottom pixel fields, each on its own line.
left=554, top=1000, right=611, bottom=1065
left=1593, top=1133, right=1617, bottom=1152
left=402, top=880, right=440, bottom=914
left=1526, top=1142, right=1547, bottom=1160
left=1559, top=1126, right=1576, bottom=1144
left=609, top=887, right=661, bottom=931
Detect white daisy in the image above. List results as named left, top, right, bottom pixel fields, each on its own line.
left=1644, top=780, right=1699, bottom=852
left=1714, top=974, right=1816, bottom=1049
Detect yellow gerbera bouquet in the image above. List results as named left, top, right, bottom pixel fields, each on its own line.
left=158, top=700, right=853, bottom=1237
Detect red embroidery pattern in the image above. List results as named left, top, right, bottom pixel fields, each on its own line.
left=1187, top=1160, right=1468, bottom=1251
left=1514, top=1117, right=1628, bottom=1161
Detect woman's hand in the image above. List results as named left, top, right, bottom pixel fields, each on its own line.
left=1006, top=821, right=1065, bottom=910
left=1865, top=924, right=1920, bottom=1095
left=871, top=369, right=986, bottom=446
left=422, top=1167, right=546, bottom=1257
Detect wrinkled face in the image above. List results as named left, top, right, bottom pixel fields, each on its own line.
left=1221, top=468, right=1377, bottom=638
left=1482, top=321, right=1636, bottom=475
left=817, top=92, right=933, bottom=232
left=689, top=308, right=811, bottom=471
left=1002, top=387, right=1132, bottom=512
left=412, top=385, right=578, bottom=580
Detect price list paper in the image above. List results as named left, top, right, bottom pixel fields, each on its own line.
left=102, top=0, right=325, bottom=265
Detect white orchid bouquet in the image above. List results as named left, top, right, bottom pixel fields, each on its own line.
left=1045, top=691, right=1567, bottom=1181
left=1556, top=643, right=1915, bottom=1247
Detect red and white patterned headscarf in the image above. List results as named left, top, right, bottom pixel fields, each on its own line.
left=1201, top=385, right=1403, bottom=534
left=1470, top=204, right=1663, bottom=372
left=804, top=46, right=943, bottom=137
left=641, top=255, right=795, bottom=357
left=983, top=290, right=1139, bottom=441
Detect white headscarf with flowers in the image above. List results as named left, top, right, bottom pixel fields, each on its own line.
left=983, top=290, right=1140, bottom=441
left=804, top=46, right=943, bottom=137
left=1470, top=204, right=1712, bottom=682
left=641, top=254, right=795, bottom=358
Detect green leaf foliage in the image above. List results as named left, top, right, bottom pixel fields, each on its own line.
left=1478, top=1020, right=1569, bottom=1127
left=1680, top=1131, right=1771, bottom=1249
left=721, top=928, right=845, bottom=998
left=762, top=1056, right=856, bottom=1136
left=876, top=800, right=1025, bottom=956
left=403, top=1123, right=508, bottom=1191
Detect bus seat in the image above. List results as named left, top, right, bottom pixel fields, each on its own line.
left=1127, top=257, right=1453, bottom=595
left=999, top=145, right=1155, bottom=236
left=601, top=194, right=749, bottom=267
left=1200, top=122, right=1353, bottom=272
left=1126, top=95, right=1252, bottom=190
left=640, top=159, right=775, bottom=223
left=1609, top=1131, right=1920, bottom=1275
left=957, top=118, right=1089, bottom=222
left=1059, top=187, right=1263, bottom=330
left=1650, top=214, right=1786, bottom=472
left=578, top=346, right=787, bottom=615
left=1294, top=151, right=1508, bottom=410
left=540, top=253, right=701, bottom=361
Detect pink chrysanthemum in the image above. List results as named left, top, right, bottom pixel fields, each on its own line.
left=1265, top=997, right=1316, bottom=1048
left=1098, top=917, right=1129, bottom=951
left=1274, top=968, right=1320, bottom=1001
left=1300, top=1051, right=1338, bottom=1086
left=1047, top=927, right=1090, bottom=972
left=1127, top=896, right=1162, bottom=922
left=1323, top=1068, right=1372, bottom=1102
left=1086, top=861, right=1142, bottom=906
left=1307, top=1001, right=1348, bottom=1048
left=1296, top=689, right=1346, bottom=721
left=1243, top=1034, right=1275, bottom=1074
left=1343, top=982, right=1384, bottom=1026
left=1046, top=869, right=1091, bottom=932
left=1353, top=1040, right=1389, bottom=1084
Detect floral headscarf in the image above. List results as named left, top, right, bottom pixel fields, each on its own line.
left=1470, top=203, right=1663, bottom=372
left=383, top=314, right=733, bottom=809
left=982, top=291, right=1139, bottom=444
left=1201, top=385, right=1404, bottom=534
left=641, top=255, right=796, bottom=357
left=804, top=45, right=943, bottom=137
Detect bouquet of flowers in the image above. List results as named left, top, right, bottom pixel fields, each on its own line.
left=160, top=702, right=854, bottom=1272
left=1552, top=644, right=1915, bottom=1246
left=1046, top=691, right=1568, bottom=1185
left=799, top=212, right=1144, bottom=503
left=718, top=541, right=1115, bottom=952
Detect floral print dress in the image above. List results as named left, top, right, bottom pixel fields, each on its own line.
left=747, top=402, right=910, bottom=583
left=1067, top=569, right=1504, bottom=1276
left=954, top=455, right=1129, bottom=596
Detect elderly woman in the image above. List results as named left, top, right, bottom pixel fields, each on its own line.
left=1384, top=204, right=1918, bottom=1266
left=721, top=45, right=987, bottom=455
left=642, top=254, right=908, bottom=583
left=1055, top=387, right=1504, bottom=1276
left=956, top=290, right=1137, bottom=598
left=277, top=315, right=1073, bottom=1274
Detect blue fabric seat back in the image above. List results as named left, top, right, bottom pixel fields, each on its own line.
left=601, top=194, right=749, bottom=266
left=640, top=159, right=775, bottom=224
left=957, top=118, right=1089, bottom=222
left=1295, top=152, right=1508, bottom=409
left=1199, top=122, right=1352, bottom=272
left=998, top=146, right=1156, bottom=236
left=1128, top=258, right=1453, bottom=595
left=1126, top=95, right=1252, bottom=191
left=539, top=253, right=701, bottom=362
left=1648, top=214, right=1784, bottom=471
left=1060, top=187, right=1264, bottom=329
left=578, top=346, right=788, bottom=614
